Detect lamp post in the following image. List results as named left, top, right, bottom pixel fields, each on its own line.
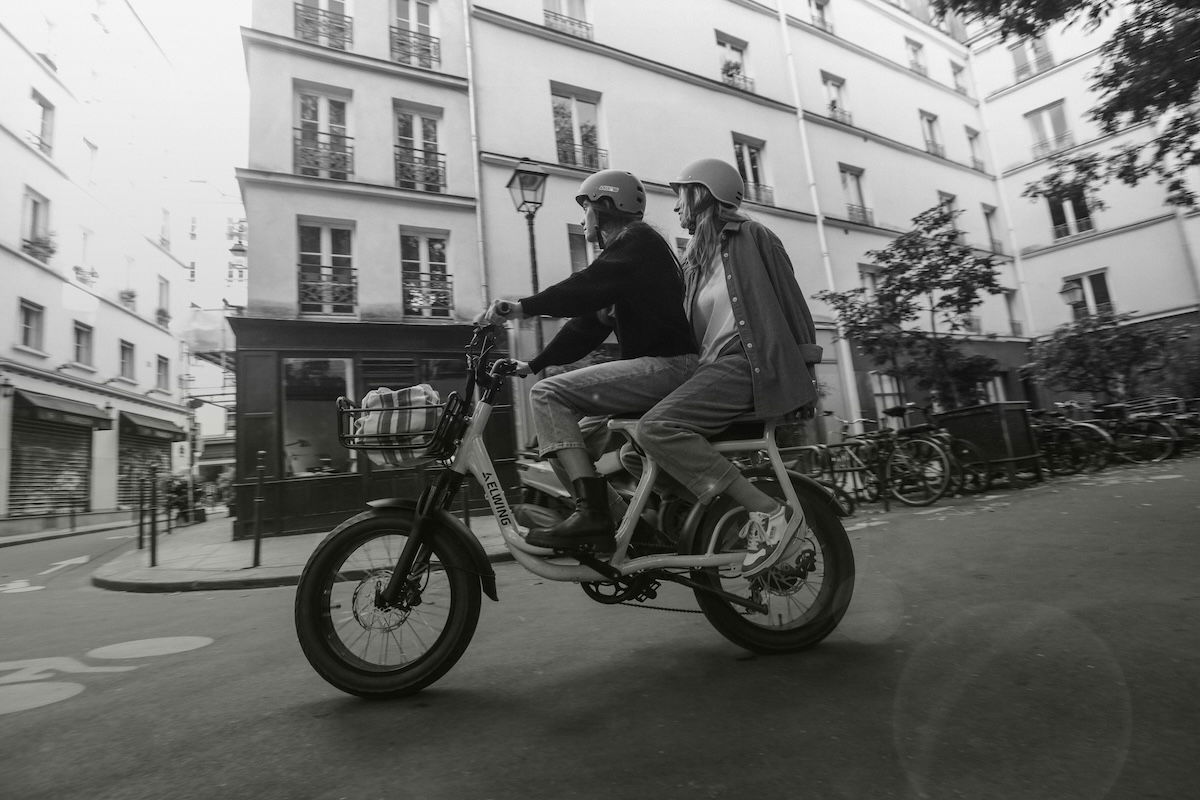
left=1059, top=279, right=1084, bottom=315
left=506, top=160, right=548, bottom=353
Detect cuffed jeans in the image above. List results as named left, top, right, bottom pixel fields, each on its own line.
left=530, top=355, right=699, bottom=459
left=635, top=352, right=757, bottom=505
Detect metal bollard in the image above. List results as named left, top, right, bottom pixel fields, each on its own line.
left=252, top=450, right=265, bottom=568
left=137, top=474, right=145, bottom=550
left=149, top=464, right=159, bottom=567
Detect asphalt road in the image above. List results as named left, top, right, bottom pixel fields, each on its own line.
left=1, top=457, right=1198, bottom=800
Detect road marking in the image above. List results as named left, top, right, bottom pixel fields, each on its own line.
left=87, top=637, right=213, bottom=660
left=0, top=580, right=45, bottom=594
left=0, top=682, right=85, bottom=715
left=38, top=556, right=90, bottom=575
left=0, top=657, right=135, bottom=686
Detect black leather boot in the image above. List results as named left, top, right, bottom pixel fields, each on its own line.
left=525, top=476, right=616, bottom=552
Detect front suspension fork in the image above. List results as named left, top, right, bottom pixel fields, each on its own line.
left=378, top=475, right=462, bottom=607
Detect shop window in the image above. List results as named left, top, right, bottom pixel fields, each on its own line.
left=283, top=358, right=355, bottom=476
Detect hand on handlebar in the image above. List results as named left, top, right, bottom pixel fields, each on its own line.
left=491, top=359, right=531, bottom=378
left=473, top=298, right=526, bottom=327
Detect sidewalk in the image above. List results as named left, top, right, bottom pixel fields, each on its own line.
left=85, top=507, right=513, bottom=593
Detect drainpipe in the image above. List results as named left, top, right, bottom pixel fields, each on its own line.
left=462, top=0, right=490, bottom=307
left=775, top=4, right=864, bottom=428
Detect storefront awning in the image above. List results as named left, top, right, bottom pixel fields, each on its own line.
left=13, top=390, right=113, bottom=430
left=120, top=411, right=188, bottom=441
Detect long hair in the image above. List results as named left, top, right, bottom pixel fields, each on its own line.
left=679, top=184, right=749, bottom=273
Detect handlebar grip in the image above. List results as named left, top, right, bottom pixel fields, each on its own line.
left=495, top=300, right=514, bottom=317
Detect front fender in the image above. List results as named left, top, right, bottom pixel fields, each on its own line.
left=352, top=500, right=498, bottom=602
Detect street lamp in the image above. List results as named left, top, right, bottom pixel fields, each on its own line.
left=507, top=159, right=548, bottom=353
left=1059, top=279, right=1084, bottom=307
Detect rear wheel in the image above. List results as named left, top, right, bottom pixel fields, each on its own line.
left=887, top=438, right=950, bottom=506
left=1070, top=423, right=1113, bottom=472
left=294, top=513, right=482, bottom=698
left=949, top=438, right=991, bottom=494
left=1113, top=418, right=1177, bottom=463
left=688, top=472, right=855, bottom=654
left=1042, top=427, right=1089, bottom=475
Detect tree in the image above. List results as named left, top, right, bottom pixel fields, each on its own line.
left=1020, top=310, right=1191, bottom=400
left=932, top=0, right=1200, bottom=206
left=815, top=205, right=1005, bottom=408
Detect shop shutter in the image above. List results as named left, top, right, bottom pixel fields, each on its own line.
left=117, top=436, right=173, bottom=508
left=9, top=420, right=92, bottom=516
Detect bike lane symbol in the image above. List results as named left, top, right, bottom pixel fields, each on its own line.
left=0, top=637, right=213, bottom=716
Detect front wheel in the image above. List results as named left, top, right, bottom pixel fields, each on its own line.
left=887, top=438, right=950, bottom=506
left=294, top=513, right=482, bottom=698
left=1113, top=418, right=1177, bottom=463
left=688, top=473, right=855, bottom=654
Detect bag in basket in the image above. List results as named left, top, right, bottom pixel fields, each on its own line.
left=353, top=384, right=441, bottom=467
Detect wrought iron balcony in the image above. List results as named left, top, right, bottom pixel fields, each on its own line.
left=390, top=27, right=440, bottom=68
left=722, top=72, right=755, bottom=92
left=555, top=143, right=608, bottom=171
left=395, top=146, right=447, bottom=193
left=295, top=3, right=352, bottom=50
left=403, top=272, right=454, bottom=318
left=972, top=157, right=987, bottom=172
left=298, top=268, right=357, bottom=315
left=925, top=140, right=946, bottom=158
left=908, top=60, right=927, bottom=77
left=544, top=9, right=592, bottom=39
left=847, top=204, right=874, bottom=226
left=294, top=128, right=354, bottom=180
left=828, top=103, right=853, bottom=125
left=26, top=131, right=52, bottom=155
left=1053, top=217, right=1095, bottom=239
left=1014, top=53, right=1055, bottom=82
left=744, top=182, right=775, bottom=206
left=1032, top=132, right=1075, bottom=160
left=812, top=18, right=834, bottom=35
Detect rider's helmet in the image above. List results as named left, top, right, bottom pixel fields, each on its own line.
left=575, top=170, right=646, bottom=218
left=669, top=158, right=744, bottom=208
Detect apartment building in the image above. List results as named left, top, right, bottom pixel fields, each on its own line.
left=234, top=0, right=1196, bottom=534
left=0, top=3, right=220, bottom=536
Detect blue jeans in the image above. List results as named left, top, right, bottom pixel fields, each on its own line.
left=635, top=352, right=757, bottom=504
left=529, top=355, right=699, bottom=460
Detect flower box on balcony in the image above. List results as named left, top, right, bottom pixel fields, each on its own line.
left=156, top=308, right=172, bottom=327
left=119, top=289, right=137, bottom=310
left=22, top=234, right=56, bottom=263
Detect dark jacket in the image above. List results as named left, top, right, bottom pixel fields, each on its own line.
left=682, top=219, right=822, bottom=419
left=522, top=222, right=697, bottom=373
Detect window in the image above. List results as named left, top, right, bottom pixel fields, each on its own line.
left=920, top=111, right=943, bottom=157
left=809, top=0, right=832, bottom=32
left=982, top=204, right=1002, bottom=253
left=157, top=276, right=171, bottom=326
left=858, top=265, right=880, bottom=296
left=1062, top=272, right=1113, bottom=319
left=839, top=164, right=871, bottom=225
left=159, top=209, right=170, bottom=249
left=732, top=137, right=772, bottom=205
left=939, top=192, right=964, bottom=242
left=568, top=224, right=596, bottom=273
left=543, top=0, right=591, bottom=39
left=980, top=376, right=1007, bottom=403
left=29, top=90, right=54, bottom=155
left=119, top=340, right=136, bottom=379
left=1047, top=188, right=1094, bottom=239
left=400, top=231, right=451, bottom=318
left=392, top=0, right=439, bottom=67
left=84, top=139, right=98, bottom=183
left=395, top=105, right=445, bottom=192
left=966, top=127, right=984, bottom=171
left=1011, top=37, right=1053, bottom=81
left=156, top=356, right=170, bottom=391
left=822, top=71, right=850, bottom=124
left=73, top=322, right=93, bottom=366
left=552, top=85, right=604, bottom=169
left=295, top=0, right=352, bottom=50
left=299, top=222, right=356, bottom=315
left=295, top=89, right=352, bottom=180
left=19, top=299, right=45, bottom=351
left=870, top=372, right=904, bottom=430
left=1003, top=289, right=1023, bottom=336
left=950, top=62, right=968, bottom=94
left=21, top=188, right=52, bottom=261
left=716, top=32, right=753, bottom=92
left=905, top=39, right=926, bottom=76
left=1026, top=100, right=1073, bottom=159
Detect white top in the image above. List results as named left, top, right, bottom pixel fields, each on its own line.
left=691, top=253, right=738, bottom=364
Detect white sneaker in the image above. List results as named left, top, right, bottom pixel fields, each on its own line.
left=740, top=504, right=803, bottom=578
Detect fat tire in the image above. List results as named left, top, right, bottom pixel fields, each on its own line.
left=688, top=472, right=855, bottom=654
left=294, top=513, right=482, bottom=698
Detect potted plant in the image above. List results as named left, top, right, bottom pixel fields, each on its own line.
left=119, top=288, right=137, bottom=309
left=74, top=265, right=99, bottom=285
left=156, top=307, right=172, bottom=326
left=22, top=232, right=56, bottom=262
left=721, top=59, right=743, bottom=81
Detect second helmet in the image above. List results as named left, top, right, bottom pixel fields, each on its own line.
left=575, top=170, right=646, bottom=216
left=670, top=158, right=744, bottom=208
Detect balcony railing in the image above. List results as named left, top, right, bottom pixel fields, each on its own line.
left=26, top=131, right=52, bottom=155
left=847, top=204, right=875, bottom=226
left=544, top=9, right=593, bottom=39
left=744, top=182, right=775, bottom=206
left=972, top=157, right=987, bottom=172
left=298, top=268, right=357, bottom=315
left=390, top=27, right=440, bottom=68
left=722, top=72, right=755, bottom=92
left=812, top=18, right=834, bottom=35
left=1015, top=53, right=1055, bottom=82
left=828, top=104, right=853, bottom=125
left=1032, top=132, right=1075, bottom=160
left=295, top=3, right=352, bottom=50
left=556, top=143, right=608, bottom=170
left=22, top=236, right=56, bottom=262
left=991, top=237, right=1005, bottom=254
left=294, top=128, right=354, bottom=180
left=925, top=140, right=945, bottom=158
left=403, top=272, right=454, bottom=318
left=1053, top=217, right=1095, bottom=239
left=395, top=146, right=447, bottom=193
left=908, top=60, right=927, bottom=77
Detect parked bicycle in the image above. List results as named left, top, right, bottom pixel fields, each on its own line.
left=1089, top=401, right=1179, bottom=463
left=882, top=403, right=991, bottom=496
left=1027, top=408, right=1090, bottom=476
left=819, top=410, right=952, bottom=507
left=293, top=324, right=856, bottom=698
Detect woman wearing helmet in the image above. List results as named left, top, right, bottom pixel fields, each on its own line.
left=633, top=157, right=823, bottom=577
left=477, top=168, right=697, bottom=552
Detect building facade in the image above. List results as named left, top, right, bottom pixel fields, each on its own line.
left=233, top=0, right=1197, bottom=534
